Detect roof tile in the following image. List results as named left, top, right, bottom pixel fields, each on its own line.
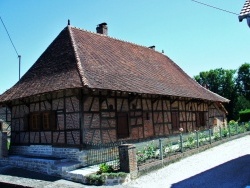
left=0, top=25, right=229, bottom=103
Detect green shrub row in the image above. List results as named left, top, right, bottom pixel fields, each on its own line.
left=239, top=109, right=250, bottom=122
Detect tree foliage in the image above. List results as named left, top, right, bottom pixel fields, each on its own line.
left=194, top=64, right=250, bottom=120
left=236, top=63, right=250, bottom=100
left=194, top=68, right=237, bottom=120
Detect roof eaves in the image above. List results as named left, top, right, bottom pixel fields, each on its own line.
left=239, top=13, right=250, bottom=22
left=68, top=26, right=89, bottom=87
left=239, top=0, right=250, bottom=21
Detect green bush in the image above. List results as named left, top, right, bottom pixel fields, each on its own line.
left=222, top=128, right=229, bottom=137
left=98, top=163, right=114, bottom=174
left=214, top=132, right=220, bottom=141
left=136, top=141, right=157, bottom=164
left=185, top=132, right=196, bottom=149
left=239, top=109, right=250, bottom=122
left=199, top=131, right=208, bottom=145
left=86, top=174, right=104, bottom=185
left=245, top=123, right=250, bottom=131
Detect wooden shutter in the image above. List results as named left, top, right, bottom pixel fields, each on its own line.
left=117, top=112, right=129, bottom=139
left=29, top=113, right=41, bottom=131
left=24, top=114, right=29, bottom=131
left=50, top=111, right=57, bottom=130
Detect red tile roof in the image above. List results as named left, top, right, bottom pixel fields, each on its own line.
left=239, top=0, right=250, bottom=22
left=0, top=26, right=229, bottom=103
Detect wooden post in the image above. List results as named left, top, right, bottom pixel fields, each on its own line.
left=159, top=139, right=163, bottom=161
left=180, top=133, right=183, bottom=153
left=196, top=131, right=199, bottom=148
left=219, top=127, right=222, bottom=140
left=209, top=129, right=212, bottom=144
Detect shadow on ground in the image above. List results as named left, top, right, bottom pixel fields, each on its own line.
left=171, top=154, right=250, bottom=188
left=0, top=165, right=60, bottom=181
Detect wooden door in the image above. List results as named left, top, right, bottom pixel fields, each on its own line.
left=117, top=112, right=129, bottom=139
left=171, top=111, right=179, bottom=131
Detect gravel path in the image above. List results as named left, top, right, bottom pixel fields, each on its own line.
left=126, top=135, right=250, bottom=188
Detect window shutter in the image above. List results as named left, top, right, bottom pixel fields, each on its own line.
left=50, top=111, right=57, bottom=130
left=37, top=113, right=41, bottom=130
left=24, top=114, right=29, bottom=131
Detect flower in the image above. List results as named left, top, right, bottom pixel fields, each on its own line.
left=179, top=127, right=184, bottom=132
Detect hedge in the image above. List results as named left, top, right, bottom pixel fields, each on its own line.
left=239, top=109, right=250, bottom=122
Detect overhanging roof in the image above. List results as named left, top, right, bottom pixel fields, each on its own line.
left=0, top=25, right=229, bottom=103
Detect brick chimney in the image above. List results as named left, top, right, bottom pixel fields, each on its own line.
left=96, top=22, right=108, bottom=35
left=148, top=45, right=155, bottom=50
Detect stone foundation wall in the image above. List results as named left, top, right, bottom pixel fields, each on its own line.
left=10, top=145, right=87, bottom=163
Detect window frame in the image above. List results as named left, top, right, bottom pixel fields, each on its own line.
left=29, top=111, right=57, bottom=131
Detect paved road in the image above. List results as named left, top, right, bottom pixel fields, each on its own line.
left=127, top=135, right=250, bottom=188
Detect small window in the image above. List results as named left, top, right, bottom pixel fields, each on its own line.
left=29, top=111, right=56, bottom=131
left=109, top=105, right=113, bottom=110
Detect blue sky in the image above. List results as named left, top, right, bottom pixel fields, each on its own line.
left=0, top=0, right=249, bottom=94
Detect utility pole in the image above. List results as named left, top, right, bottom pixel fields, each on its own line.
left=18, top=55, right=21, bottom=81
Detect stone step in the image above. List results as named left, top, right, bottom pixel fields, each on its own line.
left=6, top=155, right=82, bottom=176
left=64, top=165, right=99, bottom=184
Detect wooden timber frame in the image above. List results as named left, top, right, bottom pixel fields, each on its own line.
left=8, top=88, right=226, bottom=146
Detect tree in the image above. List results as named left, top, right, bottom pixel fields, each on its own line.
left=234, top=95, right=250, bottom=117
left=236, top=63, right=250, bottom=100
left=194, top=68, right=237, bottom=120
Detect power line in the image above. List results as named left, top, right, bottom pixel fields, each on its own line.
left=191, top=0, right=239, bottom=16
left=0, top=16, right=21, bottom=80
left=0, top=16, right=19, bottom=56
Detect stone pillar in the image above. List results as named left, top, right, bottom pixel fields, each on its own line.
left=0, top=131, right=8, bottom=158
left=119, top=144, right=138, bottom=179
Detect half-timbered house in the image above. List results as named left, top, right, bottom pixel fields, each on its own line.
left=0, top=23, right=229, bottom=161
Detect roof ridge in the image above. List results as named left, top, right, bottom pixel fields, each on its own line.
left=68, top=26, right=89, bottom=87
left=70, top=26, right=164, bottom=55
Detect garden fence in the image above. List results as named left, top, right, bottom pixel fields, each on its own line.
left=136, top=122, right=250, bottom=167
left=84, top=142, right=122, bottom=169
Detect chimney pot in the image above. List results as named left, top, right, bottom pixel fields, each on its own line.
left=96, top=22, right=108, bottom=35
left=149, top=45, right=155, bottom=50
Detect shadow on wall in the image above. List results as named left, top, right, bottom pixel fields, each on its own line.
left=171, top=155, right=250, bottom=188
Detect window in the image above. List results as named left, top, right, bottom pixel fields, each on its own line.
left=29, top=111, right=56, bottom=131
